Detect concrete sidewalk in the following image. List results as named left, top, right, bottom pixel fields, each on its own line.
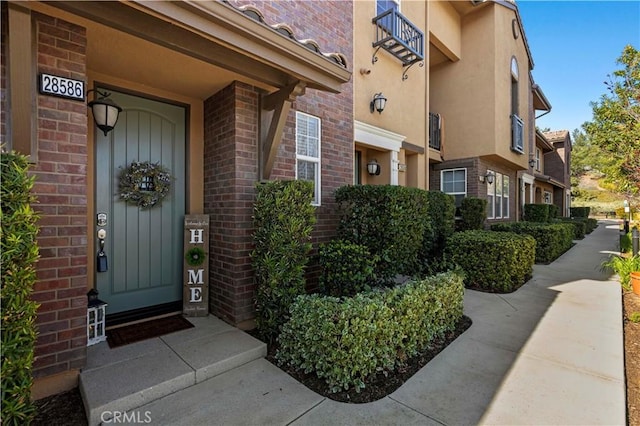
left=120, top=221, right=625, bottom=425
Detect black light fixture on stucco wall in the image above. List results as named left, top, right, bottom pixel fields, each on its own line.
left=370, top=93, right=387, bottom=114
left=367, top=159, right=381, bottom=175
left=88, top=89, right=122, bottom=136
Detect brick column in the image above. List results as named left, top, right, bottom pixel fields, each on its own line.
left=31, top=13, right=88, bottom=379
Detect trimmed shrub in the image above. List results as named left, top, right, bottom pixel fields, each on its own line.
left=548, top=204, right=559, bottom=220
left=491, top=222, right=574, bottom=264
left=335, top=185, right=429, bottom=282
left=524, top=203, right=550, bottom=222
left=251, top=180, right=316, bottom=344
left=459, top=197, right=487, bottom=231
left=445, top=231, right=535, bottom=292
left=420, top=191, right=455, bottom=273
left=585, top=218, right=598, bottom=233
left=277, top=272, right=464, bottom=393
left=1, top=152, right=40, bottom=424
left=557, top=218, right=586, bottom=240
left=570, top=206, right=591, bottom=218
left=318, top=240, right=377, bottom=298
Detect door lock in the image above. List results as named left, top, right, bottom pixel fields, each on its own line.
left=97, top=228, right=108, bottom=272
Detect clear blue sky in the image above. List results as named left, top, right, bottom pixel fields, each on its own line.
left=517, top=0, right=640, bottom=135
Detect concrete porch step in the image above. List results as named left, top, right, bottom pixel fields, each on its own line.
left=79, top=316, right=266, bottom=425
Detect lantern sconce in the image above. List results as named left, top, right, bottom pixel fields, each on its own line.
left=370, top=93, right=387, bottom=114
left=87, top=289, right=108, bottom=346
left=529, top=156, right=536, bottom=168
left=367, top=159, right=381, bottom=176
left=87, top=89, right=122, bottom=136
left=481, top=171, right=495, bottom=185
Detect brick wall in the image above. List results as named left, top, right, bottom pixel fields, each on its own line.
left=204, top=1, right=354, bottom=324
left=30, top=13, right=88, bottom=379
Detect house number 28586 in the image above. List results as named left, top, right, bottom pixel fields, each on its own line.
left=39, top=73, right=85, bottom=101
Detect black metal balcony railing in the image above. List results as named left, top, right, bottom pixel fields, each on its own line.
left=511, top=114, right=524, bottom=154
left=372, top=9, right=424, bottom=67
left=429, top=112, right=441, bottom=151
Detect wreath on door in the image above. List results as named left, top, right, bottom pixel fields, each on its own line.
left=118, top=161, right=172, bottom=209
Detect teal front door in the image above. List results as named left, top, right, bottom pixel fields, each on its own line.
left=95, top=90, right=186, bottom=317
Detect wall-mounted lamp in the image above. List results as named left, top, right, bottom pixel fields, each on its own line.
left=367, top=159, right=381, bottom=176
left=370, top=93, right=387, bottom=114
left=484, top=171, right=495, bottom=185
left=529, top=157, right=536, bottom=168
left=88, top=89, right=122, bottom=136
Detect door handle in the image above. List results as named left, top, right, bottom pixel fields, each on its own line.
left=97, top=229, right=108, bottom=272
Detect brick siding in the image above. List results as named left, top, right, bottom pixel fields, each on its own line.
left=30, top=13, right=88, bottom=379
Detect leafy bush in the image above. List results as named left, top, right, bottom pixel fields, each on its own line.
left=600, top=255, right=640, bottom=291
left=1, top=152, right=40, bottom=424
left=459, top=197, right=487, bottom=231
left=251, top=180, right=316, bottom=344
left=524, top=203, right=550, bottom=222
left=445, top=231, right=535, bottom=292
left=277, top=272, right=464, bottom=393
left=570, top=206, right=591, bottom=218
left=318, top=240, right=377, bottom=298
left=491, top=222, right=574, bottom=264
left=420, top=191, right=455, bottom=273
left=335, top=185, right=429, bottom=282
left=548, top=204, right=559, bottom=220
left=557, top=218, right=586, bottom=240
left=585, top=218, right=598, bottom=233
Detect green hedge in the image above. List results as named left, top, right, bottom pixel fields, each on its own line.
left=524, top=203, right=550, bottom=222
left=251, top=180, right=316, bottom=344
left=557, top=218, right=586, bottom=240
left=549, top=204, right=559, bottom=220
left=335, top=185, right=429, bottom=282
left=318, top=240, right=377, bottom=298
left=421, top=191, right=455, bottom=273
left=459, top=197, right=487, bottom=231
left=570, top=206, right=591, bottom=218
left=445, top=231, right=535, bottom=292
left=585, top=218, right=598, bottom=234
left=277, top=272, right=464, bottom=393
left=1, top=152, right=40, bottom=424
left=491, top=222, right=574, bottom=264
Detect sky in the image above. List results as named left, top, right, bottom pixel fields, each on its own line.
left=516, top=0, right=640, bottom=135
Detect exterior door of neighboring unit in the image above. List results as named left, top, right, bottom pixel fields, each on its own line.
left=95, top=89, right=186, bottom=317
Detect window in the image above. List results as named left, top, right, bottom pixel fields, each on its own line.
left=296, top=112, right=321, bottom=205
left=535, top=148, right=541, bottom=171
left=510, top=57, right=524, bottom=153
left=377, top=0, right=399, bottom=15
left=511, top=57, right=519, bottom=117
left=441, top=168, right=467, bottom=212
left=544, top=191, right=552, bottom=204
left=487, top=170, right=510, bottom=219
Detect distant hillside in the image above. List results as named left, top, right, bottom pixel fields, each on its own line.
left=573, top=171, right=629, bottom=216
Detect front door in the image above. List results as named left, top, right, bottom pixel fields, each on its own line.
left=95, top=89, right=186, bottom=318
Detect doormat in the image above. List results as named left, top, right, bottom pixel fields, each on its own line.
left=106, top=315, right=194, bottom=348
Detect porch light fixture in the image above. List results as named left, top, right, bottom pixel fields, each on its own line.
left=367, top=159, right=381, bottom=176
left=529, top=159, right=536, bottom=168
left=86, top=289, right=107, bottom=346
left=370, top=93, right=387, bottom=114
left=484, top=171, right=495, bottom=185
left=88, top=89, right=122, bottom=136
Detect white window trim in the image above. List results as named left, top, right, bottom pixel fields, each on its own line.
left=486, top=170, right=510, bottom=220
left=295, top=111, right=321, bottom=206
left=535, top=148, right=541, bottom=171
left=440, top=168, right=467, bottom=206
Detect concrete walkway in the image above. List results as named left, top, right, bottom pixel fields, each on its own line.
left=95, top=221, right=625, bottom=425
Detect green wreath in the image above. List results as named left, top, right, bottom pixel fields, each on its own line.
left=118, top=161, right=172, bottom=209
left=185, top=247, right=207, bottom=267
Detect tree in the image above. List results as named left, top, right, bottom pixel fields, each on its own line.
left=582, top=45, right=640, bottom=195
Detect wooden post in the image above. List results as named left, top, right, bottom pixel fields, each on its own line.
left=183, top=215, right=209, bottom=316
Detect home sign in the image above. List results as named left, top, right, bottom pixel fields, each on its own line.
left=183, top=215, right=209, bottom=316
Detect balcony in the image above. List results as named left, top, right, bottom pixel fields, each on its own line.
left=372, top=9, right=424, bottom=67
left=429, top=112, right=441, bottom=151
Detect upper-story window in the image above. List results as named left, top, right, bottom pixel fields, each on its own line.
left=377, top=0, right=399, bottom=15
left=535, top=148, right=541, bottom=171
left=510, top=57, right=524, bottom=153
left=296, top=112, right=321, bottom=206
